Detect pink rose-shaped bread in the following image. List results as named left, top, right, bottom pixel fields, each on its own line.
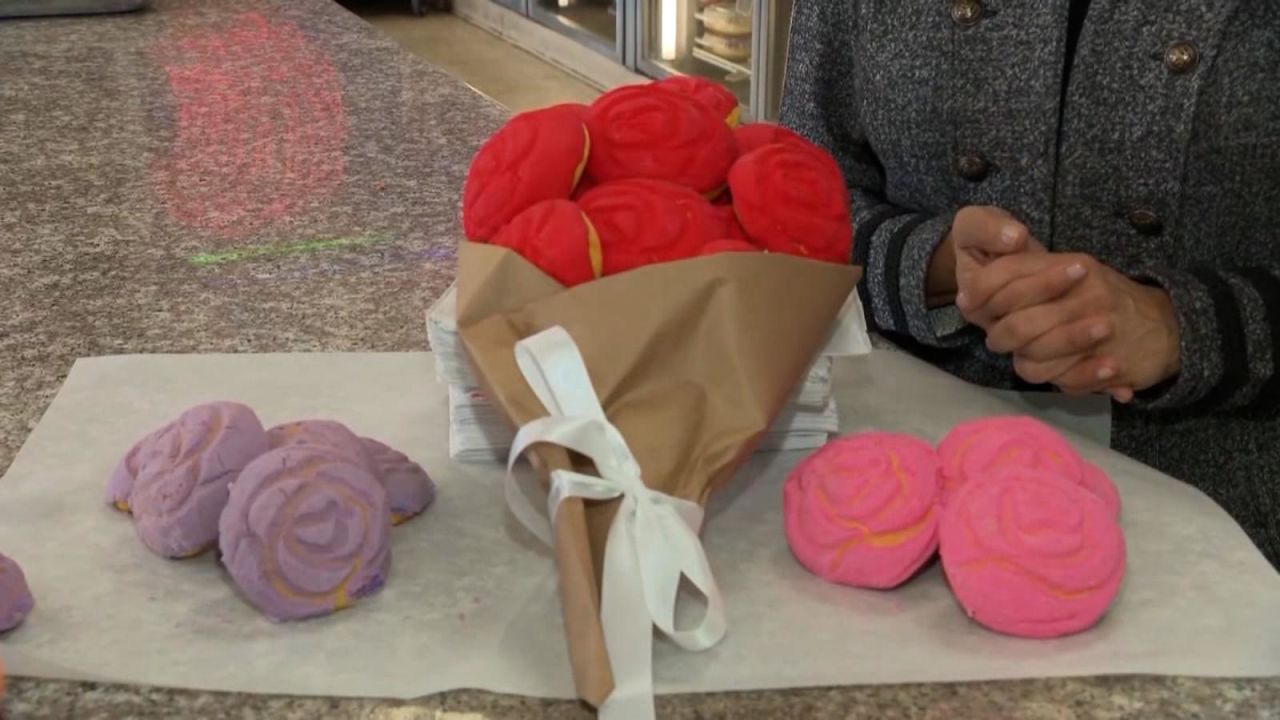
left=0, top=553, right=34, bottom=632
left=577, top=179, right=720, bottom=275
left=129, top=402, right=269, bottom=559
left=218, top=446, right=392, bottom=622
left=462, top=104, right=590, bottom=240
left=584, top=84, right=736, bottom=195
left=784, top=432, right=942, bottom=589
left=729, top=144, right=853, bottom=263
left=1079, top=462, right=1122, bottom=516
left=940, top=474, right=1126, bottom=638
left=939, top=416, right=1120, bottom=516
left=361, top=438, right=437, bottom=525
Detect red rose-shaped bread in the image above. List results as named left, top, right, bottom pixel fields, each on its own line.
left=490, top=199, right=602, bottom=286
left=733, top=122, right=814, bottom=156
left=578, top=179, right=720, bottom=275
left=784, top=433, right=941, bottom=589
left=571, top=173, right=599, bottom=201
left=699, top=239, right=759, bottom=256
left=584, top=84, right=736, bottom=195
left=462, top=104, right=589, bottom=240
left=938, top=416, right=1120, bottom=516
left=656, top=76, right=741, bottom=127
left=218, top=446, right=392, bottom=622
left=129, top=402, right=269, bottom=559
left=729, top=144, right=852, bottom=263
left=940, top=473, right=1126, bottom=638
left=710, top=204, right=750, bottom=242
left=547, top=101, right=589, bottom=119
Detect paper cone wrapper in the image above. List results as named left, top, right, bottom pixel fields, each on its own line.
left=455, top=242, right=859, bottom=706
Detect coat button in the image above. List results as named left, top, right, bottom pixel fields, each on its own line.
left=1127, top=208, right=1164, bottom=236
left=950, top=0, right=983, bottom=26
left=955, top=152, right=990, bottom=182
left=1164, top=41, right=1199, bottom=74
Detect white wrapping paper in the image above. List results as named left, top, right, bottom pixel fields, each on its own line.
left=0, top=351, right=1276, bottom=699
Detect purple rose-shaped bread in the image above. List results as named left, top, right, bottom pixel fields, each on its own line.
left=129, top=402, right=269, bottom=559
left=0, top=553, right=34, bottom=632
left=265, top=420, right=373, bottom=466
left=106, top=426, right=162, bottom=512
left=268, top=420, right=434, bottom=525
left=218, top=446, right=392, bottom=622
left=361, top=438, right=436, bottom=524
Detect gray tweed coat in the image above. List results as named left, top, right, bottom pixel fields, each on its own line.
left=779, top=0, right=1280, bottom=566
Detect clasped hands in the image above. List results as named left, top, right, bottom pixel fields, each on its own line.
left=931, top=207, right=1182, bottom=402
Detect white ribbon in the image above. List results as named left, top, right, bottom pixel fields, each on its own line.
left=505, top=326, right=727, bottom=720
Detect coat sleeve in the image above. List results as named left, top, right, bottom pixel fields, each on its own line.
left=1131, top=266, right=1280, bottom=413
left=777, top=0, right=972, bottom=348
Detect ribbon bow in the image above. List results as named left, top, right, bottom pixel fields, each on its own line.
left=505, top=326, right=727, bottom=720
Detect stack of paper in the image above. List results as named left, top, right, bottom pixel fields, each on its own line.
left=427, top=284, right=845, bottom=463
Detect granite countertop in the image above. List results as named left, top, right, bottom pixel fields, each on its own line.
left=0, top=1, right=1275, bottom=718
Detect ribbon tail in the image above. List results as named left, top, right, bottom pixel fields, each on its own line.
left=597, top=498, right=657, bottom=720
left=639, top=504, right=728, bottom=651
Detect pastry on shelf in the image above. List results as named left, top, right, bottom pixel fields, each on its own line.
left=698, top=32, right=751, bottom=63
left=700, top=2, right=752, bottom=37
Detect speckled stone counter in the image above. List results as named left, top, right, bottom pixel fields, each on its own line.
left=0, top=1, right=1275, bottom=718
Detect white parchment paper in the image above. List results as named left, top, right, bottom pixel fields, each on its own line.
left=984, top=390, right=1113, bottom=448
left=0, top=351, right=1276, bottom=699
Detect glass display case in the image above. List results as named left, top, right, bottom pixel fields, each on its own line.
left=488, top=0, right=526, bottom=15
left=635, top=0, right=793, bottom=120
left=752, top=0, right=792, bottom=120
left=530, top=0, right=624, bottom=60
left=490, top=0, right=794, bottom=120
left=638, top=0, right=752, bottom=109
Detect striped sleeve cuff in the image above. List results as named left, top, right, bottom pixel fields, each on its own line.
left=1131, top=266, right=1280, bottom=411
left=858, top=205, right=968, bottom=347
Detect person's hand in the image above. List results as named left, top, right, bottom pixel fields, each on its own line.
left=940, top=207, right=1109, bottom=395
left=959, top=250, right=1097, bottom=350
left=966, top=253, right=1182, bottom=398
left=954, top=244, right=1115, bottom=396
left=926, top=206, right=1041, bottom=308
left=953, top=206, right=1046, bottom=298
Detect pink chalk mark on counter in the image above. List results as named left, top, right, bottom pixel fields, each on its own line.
left=151, top=13, right=348, bottom=240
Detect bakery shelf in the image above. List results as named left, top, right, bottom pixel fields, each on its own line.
left=691, top=46, right=751, bottom=76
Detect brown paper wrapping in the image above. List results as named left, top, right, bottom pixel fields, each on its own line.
left=455, top=241, right=859, bottom=707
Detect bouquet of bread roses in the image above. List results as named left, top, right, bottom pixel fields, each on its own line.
left=453, top=76, right=859, bottom=719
